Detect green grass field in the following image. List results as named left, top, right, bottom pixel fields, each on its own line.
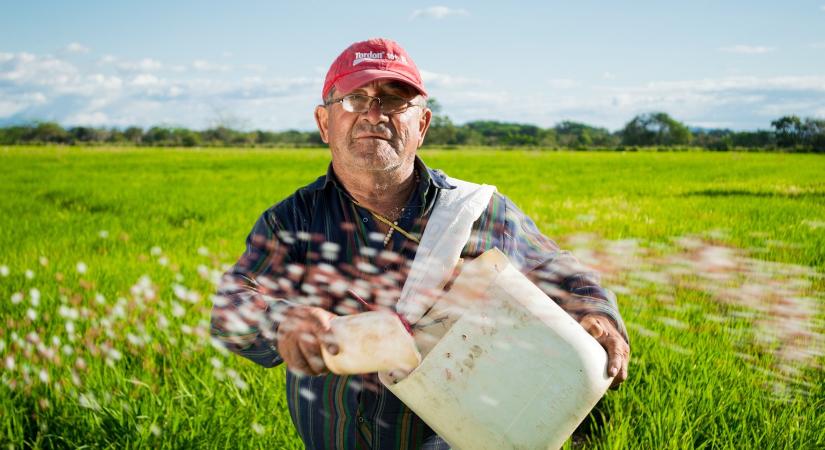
left=1, top=146, right=823, bottom=449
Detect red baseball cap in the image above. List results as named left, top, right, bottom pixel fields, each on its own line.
left=322, top=38, right=427, bottom=100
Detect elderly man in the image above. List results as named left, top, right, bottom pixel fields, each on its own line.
left=212, top=38, right=629, bottom=450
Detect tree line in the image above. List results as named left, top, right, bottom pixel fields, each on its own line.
left=423, top=100, right=824, bottom=152
left=1, top=102, right=823, bottom=152
left=0, top=123, right=325, bottom=148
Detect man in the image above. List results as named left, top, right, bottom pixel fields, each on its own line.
left=211, top=38, right=630, bottom=449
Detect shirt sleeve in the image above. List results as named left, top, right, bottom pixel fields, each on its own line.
left=210, top=208, right=300, bottom=368
left=466, top=193, right=629, bottom=344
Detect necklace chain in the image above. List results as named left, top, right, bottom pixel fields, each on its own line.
left=352, top=169, right=421, bottom=247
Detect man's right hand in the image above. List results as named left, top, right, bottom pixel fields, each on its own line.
left=276, top=306, right=339, bottom=376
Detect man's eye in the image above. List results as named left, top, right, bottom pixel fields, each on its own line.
left=381, top=96, right=406, bottom=107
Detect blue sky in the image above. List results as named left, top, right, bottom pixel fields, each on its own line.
left=2, top=1, right=825, bottom=131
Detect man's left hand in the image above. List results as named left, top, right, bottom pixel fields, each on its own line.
left=579, top=314, right=629, bottom=388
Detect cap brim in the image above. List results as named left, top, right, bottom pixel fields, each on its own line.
left=333, top=69, right=427, bottom=97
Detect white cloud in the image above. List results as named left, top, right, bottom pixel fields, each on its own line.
left=602, top=71, right=616, bottom=80
left=64, top=42, right=90, bottom=54
left=0, top=92, right=48, bottom=117
left=0, top=50, right=323, bottom=129
left=547, top=78, right=581, bottom=89
left=420, top=70, right=485, bottom=89
left=410, top=6, right=469, bottom=20
left=192, top=59, right=230, bottom=72
left=427, top=74, right=825, bottom=131
left=0, top=52, right=79, bottom=85
left=718, top=45, right=775, bottom=54
left=130, top=73, right=161, bottom=87
left=640, top=76, right=825, bottom=92
left=116, top=58, right=163, bottom=72
left=65, top=111, right=109, bottom=126
left=4, top=49, right=825, bottom=132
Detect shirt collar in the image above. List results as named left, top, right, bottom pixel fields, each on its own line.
left=309, top=155, right=456, bottom=192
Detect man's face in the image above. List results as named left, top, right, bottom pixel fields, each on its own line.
left=314, top=80, right=432, bottom=173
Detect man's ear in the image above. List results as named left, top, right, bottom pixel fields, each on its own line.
left=315, top=105, right=329, bottom=144
left=417, top=106, right=432, bottom=148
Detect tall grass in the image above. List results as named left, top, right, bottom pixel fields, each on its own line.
left=0, top=146, right=823, bottom=448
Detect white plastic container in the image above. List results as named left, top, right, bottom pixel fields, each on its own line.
left=321, top=310, right=421, bottom=375
left=379, top=248, right=613, bottom=450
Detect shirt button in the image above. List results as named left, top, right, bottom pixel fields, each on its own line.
left=362, top=217, right=368, bottom=223
left=358, top=416, right=365, bottom=423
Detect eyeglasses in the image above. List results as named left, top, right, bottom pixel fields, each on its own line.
left=324, top=94, right=421, bottom=115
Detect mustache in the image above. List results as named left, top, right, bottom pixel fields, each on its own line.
left=352, top=124, right=395, bottom=140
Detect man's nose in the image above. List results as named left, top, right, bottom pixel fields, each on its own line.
left=362, top=98, right=389, bottom=125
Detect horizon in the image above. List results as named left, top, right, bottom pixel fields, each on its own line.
left=2, top=1, right=825, bottom=132
left=0, top=115, right=792, bottom=134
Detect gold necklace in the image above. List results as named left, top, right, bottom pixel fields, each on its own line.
left=352, top=170, right=421, bottom=247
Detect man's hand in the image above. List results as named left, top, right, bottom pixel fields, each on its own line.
left=579, top=314, right=629, bottom=388
left=276, top=306, right=339, bottom=376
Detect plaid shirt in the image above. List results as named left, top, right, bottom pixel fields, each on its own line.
left=211, top=156, right=628, bottom=450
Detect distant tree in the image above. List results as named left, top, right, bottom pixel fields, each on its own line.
left=279, top=130, right=308, bottom=146
left=28, top=122, right=69, bottom=144
left=555, top=121, right=616, bottom=148
left=455, top=126, right=484, bottom=146
left=106, top=128, right=127, bottom=144
left=771, top=115, right=803, bottom=148
left=306, top=131, right=324, bottom=146
left=467, top=121, right=548, bottom=146
left=426, top=98, right=443, bottom=115
left=621, top=112, right=692, bottom=146
left=538, top=128, right=558, bottom=147
left=69, top=126, right=110, bottom=144
left=800, top=118, right=825, bottom=152
left=731, top=130, right=774, bottom=148
left=423, top=98, right=463, bottom=146
left=172, top=128, right=201, bottom=147
left=0, top=125, right=30, bottom=144
left=143, top=127, right=173, bottom=145
left=123, top=127, right=143, bottom=144
left=691, top=128, right=734, bottom=151
left=202, top=126, right=237, bottom=146
left=426, top=115, right=458, bottom=145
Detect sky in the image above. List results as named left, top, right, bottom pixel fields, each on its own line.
left=2, top=0, right=825, bottom=132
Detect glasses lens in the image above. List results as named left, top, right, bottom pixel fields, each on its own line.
left=339, top=94, right=411, bottom=114
left=342, top=94, right=371, bottom=113
left=378, top=95, right=409, bottom=114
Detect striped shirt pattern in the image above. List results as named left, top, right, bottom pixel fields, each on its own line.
left=211, top=156, right=628, bottom=449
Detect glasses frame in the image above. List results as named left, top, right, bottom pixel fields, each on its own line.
left=324, top=93, right=422, bottom=115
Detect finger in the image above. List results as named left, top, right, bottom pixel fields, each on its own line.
left=618, top=347, right=630, bottom=384
left=612, top=358, right=629, bottom=388
left=279, top=333, right=311, bottom=375
left=581, top=317, right=606, bottom=339
left=608, top=340, right=630, bottom=388
left=285, top=344, right=313, bottom=376
left=608, top=352, right=622, bottom=377
left=610, top=360, right=627, bottom=389
left=601, top=334, right=620, bottom=375
left=297, top=332, right=327, bottom=375
left=294, top=344, right=320, bottom=376
left=320, top=332, right=339, bottom=355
